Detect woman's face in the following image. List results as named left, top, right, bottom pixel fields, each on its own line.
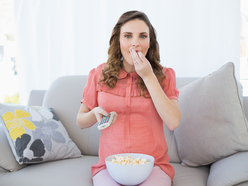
left=119, top=19, right=150, bottom=72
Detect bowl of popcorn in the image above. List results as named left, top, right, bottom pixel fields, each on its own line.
left=105, top=153, right=154, bottom=185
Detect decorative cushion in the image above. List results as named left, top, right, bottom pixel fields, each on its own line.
left=0, top=124, right=27, bottom=171
left=207, top=152, right=248, bottom=186
left=174, top=62, right=248, bottom=167
left=0, top=104, right=82, bottom=164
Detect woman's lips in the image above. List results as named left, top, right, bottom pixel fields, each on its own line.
left=129, top=50, right=140, bottom=53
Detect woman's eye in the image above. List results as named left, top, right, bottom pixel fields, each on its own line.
left=140, top=35, right=147, bottom=39
left=125, top=35, right=131, bottom=38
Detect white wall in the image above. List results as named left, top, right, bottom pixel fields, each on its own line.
left=14, top=0, right=240, bottom=104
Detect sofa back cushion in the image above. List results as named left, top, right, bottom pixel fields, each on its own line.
left=41, top=74, right=244, bottom=163
left=42, top=75, right=100, bottom=156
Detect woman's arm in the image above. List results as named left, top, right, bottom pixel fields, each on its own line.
left=77, top=104, right=108, bottom=129
left=142, top=73, right=181, bottom=131
left=76, top=104, right=97, bottom=129
left=130, top=48, right=181, bottom=131
left=76, top=104, right=118, bottom=129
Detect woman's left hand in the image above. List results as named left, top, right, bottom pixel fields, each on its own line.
left=129, top=47, right=154, bottom=80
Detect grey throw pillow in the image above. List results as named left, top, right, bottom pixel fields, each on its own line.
left=174, top=62, right=248, bottom=167
left=0, top=104, right=82, bottom=164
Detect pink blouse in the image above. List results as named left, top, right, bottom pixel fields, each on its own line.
left=81, top=63, right=179, bottom=181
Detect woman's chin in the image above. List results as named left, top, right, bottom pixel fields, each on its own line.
left=123, top=59, right=134, bottom=66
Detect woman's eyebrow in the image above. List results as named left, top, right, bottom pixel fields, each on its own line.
left=122, top=32, right=133, bottom=34
left=122, top=32, right=148, bottom=35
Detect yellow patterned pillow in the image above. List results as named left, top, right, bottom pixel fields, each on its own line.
left=0, top=104, right=82, bottom=164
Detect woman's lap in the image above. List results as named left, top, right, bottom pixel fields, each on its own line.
left=93, top=166, right=171, bottom=186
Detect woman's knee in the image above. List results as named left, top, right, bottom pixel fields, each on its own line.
left=139, top=166, right=171, bottom=186
left=93, top=169, right=121, bottom=186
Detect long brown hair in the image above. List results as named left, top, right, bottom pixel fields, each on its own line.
left=99, top=10, right=165, bottom=96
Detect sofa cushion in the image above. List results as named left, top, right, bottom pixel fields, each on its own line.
left=174, top=62, right=248, bottom=167
left=0, top=156, right=99, bottom=186
left=41, top=75, right=101, bottom=156
left=0, top=104, right=82, bottom=164
left=207, top=152, right=248, bottom=186
left=163, top=126, right=181, bottom=163
left=172, top=163, right=209, bottom=186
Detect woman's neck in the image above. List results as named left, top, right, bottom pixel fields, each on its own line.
left=122, top=61, right=135, bottom=73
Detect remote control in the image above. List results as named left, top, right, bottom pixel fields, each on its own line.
left=97, top=112, right=116, bottom=130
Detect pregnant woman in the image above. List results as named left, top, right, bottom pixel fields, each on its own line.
left=77, top=10, right=181, bottom=186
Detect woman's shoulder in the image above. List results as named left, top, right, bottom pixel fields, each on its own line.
left=88, top=63, right=106, bottom=76
left=96, top=63, right=106, bottom=70
left=94, top=63, right=106, bottom=74
left=162, top=66, right=176, bottom=77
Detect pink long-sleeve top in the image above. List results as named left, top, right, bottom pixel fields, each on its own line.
left=81, top=63, right=179, bottom=181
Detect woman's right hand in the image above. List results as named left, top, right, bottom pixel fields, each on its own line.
left=77, top=104, right=117, bottom=129
left=93, top=107, right=118, bottom=127
left=93, top=106, right=109, bottom=123
left=77, top=104, right=107, bottom=129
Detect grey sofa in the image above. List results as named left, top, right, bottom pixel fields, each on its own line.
left=0, top=74, right=248, bottom=186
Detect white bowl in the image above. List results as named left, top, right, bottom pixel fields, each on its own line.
left=105, top=153, right=154, bottom=186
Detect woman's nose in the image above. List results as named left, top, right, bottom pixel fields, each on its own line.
left=132, top=39, right=139, bottom=47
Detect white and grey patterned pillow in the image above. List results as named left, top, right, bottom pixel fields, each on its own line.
left=0, top=104, right=82, bottom=164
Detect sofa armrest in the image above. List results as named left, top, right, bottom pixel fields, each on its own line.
left=0, top=166, right=7, bottom=172
left=207, top=152, right=248, bottom=186
left=27, top=90, right=46, bottom=106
